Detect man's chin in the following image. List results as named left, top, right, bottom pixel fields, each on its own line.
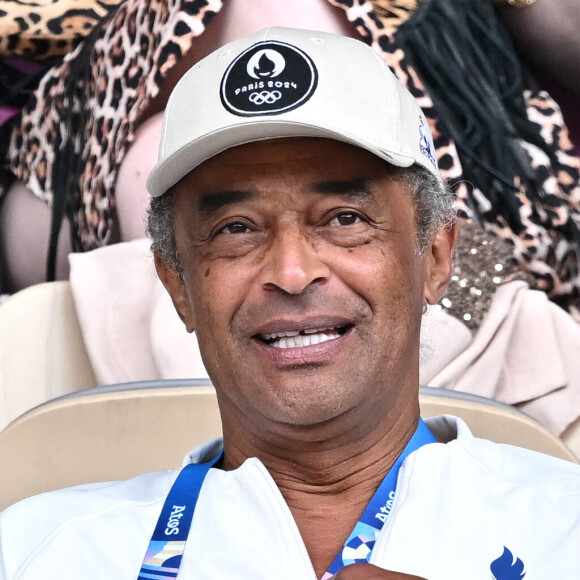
left=259, top=394, right=357, bottom=433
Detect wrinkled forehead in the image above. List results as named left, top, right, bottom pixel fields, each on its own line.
left=175, top=136, right=402, bottom=190
left=168, top=137, right=416, bottom=231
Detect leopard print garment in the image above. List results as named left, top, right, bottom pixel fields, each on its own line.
left=6, top=0, right=580, bottom=319
left=362, top=1, right=580, bottom=320
left=0, top=0, right=124, bottom=60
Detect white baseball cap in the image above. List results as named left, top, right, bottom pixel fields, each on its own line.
left=147, top=26, right=440, bottom=197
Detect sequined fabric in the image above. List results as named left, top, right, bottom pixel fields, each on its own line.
left=440, top=220, right=535, bottom=329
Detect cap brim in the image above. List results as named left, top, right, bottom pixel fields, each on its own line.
left=146, top=120, right=416, bottom=197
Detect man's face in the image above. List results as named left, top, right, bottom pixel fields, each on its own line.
left=157, top=138, right=454, bottom=434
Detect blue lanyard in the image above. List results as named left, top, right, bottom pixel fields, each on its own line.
left=138, top=419, right=435, bottom=579
left=138, top=450, right=223, bottom=579
left=321, top=419, right=436, bottom=578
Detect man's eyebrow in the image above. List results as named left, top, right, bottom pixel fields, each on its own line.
left=196, top=189, right=254, bottom=215
left=312, top=179, right=374, bottom=199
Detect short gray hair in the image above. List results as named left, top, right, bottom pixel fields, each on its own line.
left=148, top=186, right=181, bottom=271
left=392, top=164, right=456, bottom=252
left=147, top=163, right=456, bottom=269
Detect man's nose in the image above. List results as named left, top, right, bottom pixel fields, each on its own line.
left=260, top=225, right=330, bottom=295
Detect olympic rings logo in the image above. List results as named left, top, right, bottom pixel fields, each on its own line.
left=249, top=90, right=282, bottom=105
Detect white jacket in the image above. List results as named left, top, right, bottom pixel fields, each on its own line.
left=1, top=415, right=580, bottom=579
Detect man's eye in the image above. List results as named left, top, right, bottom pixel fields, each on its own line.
left=330, top=212, right=362, bottom=226
left=220, top=222, right=251, bottom=234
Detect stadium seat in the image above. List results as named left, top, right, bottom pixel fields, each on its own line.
left=0, top=281, right=96, bottom=431
left=419, top=385, right=578, bottom=462
left=0, top=380, right=576, bottom=511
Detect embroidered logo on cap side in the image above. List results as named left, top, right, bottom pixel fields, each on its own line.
left=221, top=40, right=318, bottom=117
left=419, top=118, right=437, bottom=168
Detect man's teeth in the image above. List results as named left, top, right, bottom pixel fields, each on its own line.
left=262, top=328, right=342, bottom=349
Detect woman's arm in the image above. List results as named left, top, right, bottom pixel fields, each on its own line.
left=496, top=0, right=580, bottom=95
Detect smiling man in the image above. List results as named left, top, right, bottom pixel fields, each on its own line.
left=2, top=27, right=580, bottom=580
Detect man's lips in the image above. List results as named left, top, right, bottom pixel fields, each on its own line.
left=252, top=317, right=354, bottom=350
left=260, top=326, right=349, bottom=349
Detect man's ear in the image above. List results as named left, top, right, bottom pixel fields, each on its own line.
left=423, top=220, right=458, bottom=305
left=154, top=252, right=195, bottom=333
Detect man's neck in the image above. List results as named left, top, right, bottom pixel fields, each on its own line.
left=221, top=408, right=420, bottom=578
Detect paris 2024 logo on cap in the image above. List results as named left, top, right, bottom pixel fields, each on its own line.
left=221, top=40, right=318, bottom=117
